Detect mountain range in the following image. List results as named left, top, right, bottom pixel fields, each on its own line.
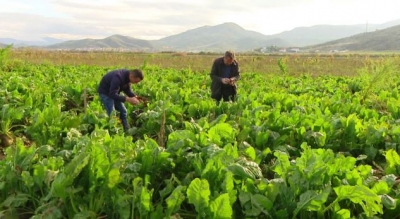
left=305, top=24, right=400, bottom=51
left=2, top=19, right=400, bottom=52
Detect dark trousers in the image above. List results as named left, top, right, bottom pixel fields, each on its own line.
left=214, top=86, right=236, bottom=104
left=99, top=94, right=129, bottom=130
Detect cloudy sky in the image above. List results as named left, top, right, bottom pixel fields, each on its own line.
left=1, top=0, right=399, bottom=41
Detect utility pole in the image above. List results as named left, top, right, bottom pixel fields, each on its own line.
left=365, top=21, right=368, bottom=33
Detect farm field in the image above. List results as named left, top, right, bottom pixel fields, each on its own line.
left=1, top=48, right=400, bottom=218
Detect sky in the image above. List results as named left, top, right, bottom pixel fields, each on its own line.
left=1, top=0, right=400, bottom=41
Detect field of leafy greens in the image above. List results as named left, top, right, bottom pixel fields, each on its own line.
left=0, top=53, right=400, bottom=219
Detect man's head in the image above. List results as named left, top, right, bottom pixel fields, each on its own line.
left=223, top=50, right=235, bottom=65
left=129, top=69, right=144, bottom=84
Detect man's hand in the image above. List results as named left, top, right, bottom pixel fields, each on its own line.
left=221, top=78, right=230, bottom=84
left=126, top=97, right=140, bottom=105
left=229, top=78, right=237, bottom=85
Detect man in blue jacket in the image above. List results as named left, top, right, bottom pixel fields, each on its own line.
left=210, top=51, right=240, bottom=103
left=98, top=69, right=143, bottom=131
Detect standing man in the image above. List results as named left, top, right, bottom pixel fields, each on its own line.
left=210, top=51, right=240, bottom=103
left=98, top=69, right=143, bottom=131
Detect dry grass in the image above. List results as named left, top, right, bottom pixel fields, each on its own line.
left=10, top=49, right=400, bottom=76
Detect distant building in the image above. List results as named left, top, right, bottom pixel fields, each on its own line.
left=278, top=48, right=286, bottom=53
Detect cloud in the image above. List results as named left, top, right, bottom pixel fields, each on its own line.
left=1, top=0, right=400, bottom=41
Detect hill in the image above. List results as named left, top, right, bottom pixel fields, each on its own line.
left=48, top=23, right=290, bottom=52
left=153, top=22, right=290, bottom=52
left=305, top=24, right=400, bottom=51
left=271, top=19, right=400, bottom=46
left=47, top=35, right=155, bottom=50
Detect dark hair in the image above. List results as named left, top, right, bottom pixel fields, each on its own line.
left=224, top=50, right=235, bottom=60
left=130, top=69, right=144, bottom=80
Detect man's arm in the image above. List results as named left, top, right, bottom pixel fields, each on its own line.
left=108, top=76, right=127, bottom=102
left=210, top=59, right=223, bottom=82
left=123, top=85, right=136, bottom=98
left=230, top=62, right=240, bottom=81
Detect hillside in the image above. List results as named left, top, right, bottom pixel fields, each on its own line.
left=153, top=22, right=290, bottom=51
left=305, top=24, right=400, bottom=51
left=47, top=35, right=154, bottom=50
left=271, top=19, right=400, bottom=46
left=48, top=23, right=290, bottom=52
left=8, top=19, right=400, bottom=52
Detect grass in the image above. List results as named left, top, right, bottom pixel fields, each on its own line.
left=9, top=49, right=400, bottom=76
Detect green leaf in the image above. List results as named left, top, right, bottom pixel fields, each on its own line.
left=140, top=187, right=152, bottom=215
left=381, top=194, right=396, bottom=210
left=187, top=178, right=210, bottom=215
left=239, top=191, right=272, bottom=217
left=221, top=172, right=237, bottom=204
left=227, top=158, right=262, bottom=180
left=244, top=146, right=256, bottom=161
left=210, top=193, right=233, bottom=219
left=209, top=114, right=228, bottom=127
left=166, top=186, right=186, bottom=216
left=334, top=209, right=351, bottom=219
left=21, top=171, right=34, bottom=188
left=385, top=149, right=400, bottom=174
left=208, top=123, right=234, bottom=145
left=255, top=132, right=269, bottom=148
left=293, top=187, right=330, bottom=218
left=107, top=168, right=120, bottom=188
left=371, top=181, right=390, bottom=195
left=167, top=130, right=196, bottom=150
left=272, top=151, right=291, bottom=178
left=334, top=185, right=383, bottom=217
left=50, top=151, right=90, bottom=199
left=0, top=193, right=29, bottom=208
left=252, top=194, right=273, bottom=212
left=73, top=211, right=97, bottom=219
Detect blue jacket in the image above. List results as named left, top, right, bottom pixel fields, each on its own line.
left=98, top=69, right=136, bottom=102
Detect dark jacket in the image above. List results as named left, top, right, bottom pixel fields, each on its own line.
left=210, top=57, right=240, bottom=99
left=98, top=69, right=136, bottom=102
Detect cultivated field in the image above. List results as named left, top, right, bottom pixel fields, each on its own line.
left=1, top=48, right=400, bottom=218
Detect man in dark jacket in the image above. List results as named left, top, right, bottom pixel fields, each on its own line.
left=98, top=69, right=143, bottom=131
left=210, top=51, right=240, bottom=103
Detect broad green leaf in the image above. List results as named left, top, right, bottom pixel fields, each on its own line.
left=0, top=193, right=29, bottom=208
left=210, top=193, right=233, bottom=219
left=187, top=178, right=210, bottom=215
left=385, top=149, right=400, bottom=174
left=208, top=123, right=234, bottom=145
left=272, top=151, right=290, bottom=178
left=244, top=146, right=256, bottom=161
left=334, top=209, right=351, bottom=219
left=227, top=158, right=262, bottom=180
left=167, top=130, right=196, bottom=150
left=334, top=185, right=382, bottom=217
left=239, top=191, right=272, bottom=217
left=371, top=181, right=390, bottom=195
left=221, top=172, right=237, bottom=205
left=381, top=174, right=397, bottom=187
left=21, top=171, right=34, bottom=188
left=252, top=194, right=273, bottom=212
left=107, top=168, right=120, bottom=188
left=140, top=187, right=152, bottom=215
left=73, top=211, right=97, bottom=219
left=293, top=187, right=330, bottom=217
left=255, top=132, right=269, bottom=148
left=381, top=194, right=396, bottom=210
left=50, top=151, right=90, bottom=199
left=209, top=114, right=228, bottom=127
left=166, top=186, right=186, bottom=216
